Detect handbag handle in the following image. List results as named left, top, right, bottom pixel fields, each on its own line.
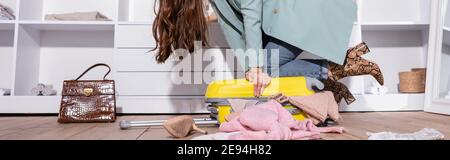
left=75, top=63, right=111, bottom=81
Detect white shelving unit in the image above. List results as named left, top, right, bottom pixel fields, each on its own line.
left=118, top=0, right=156, bottom=23
left=339, top=0, right=430, bottom=111
left=0, top=0, right=16, bottom=92
left=0, top=23, right=14, bottom=90
left=0, top=0, right=235, bottom=114
left=440, top=1, right=450, bottom=99
left=0, top=0, right=433, bottom=113
left=18, top=0, right=118, bottom=21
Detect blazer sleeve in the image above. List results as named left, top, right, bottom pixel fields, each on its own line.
left=240, top=0, right=264, bottom=69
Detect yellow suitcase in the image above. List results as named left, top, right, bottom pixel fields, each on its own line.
left=205, top=77, right=316, bottom=124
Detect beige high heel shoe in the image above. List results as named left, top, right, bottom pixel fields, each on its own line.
left=163, top=115, right=208, bottom=138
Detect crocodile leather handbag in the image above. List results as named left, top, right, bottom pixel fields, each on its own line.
left=58, top=63, right=116, bottom=123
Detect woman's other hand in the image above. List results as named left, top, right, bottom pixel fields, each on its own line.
left=245, top=68, right=271, bottom=97
left=206, top=12, right=218, bottom=23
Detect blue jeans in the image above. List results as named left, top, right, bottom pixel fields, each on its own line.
left=264, top=36, right=329, bottom=80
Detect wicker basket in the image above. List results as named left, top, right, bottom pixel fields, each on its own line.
left=399, top=68, right=426, bottom=93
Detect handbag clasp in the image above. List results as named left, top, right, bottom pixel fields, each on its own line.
left=83, top=88, right=94, bottom=97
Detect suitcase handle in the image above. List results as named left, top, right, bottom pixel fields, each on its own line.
left=75, top=63, right=111, bottom=80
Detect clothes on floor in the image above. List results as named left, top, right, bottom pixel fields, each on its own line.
left=0, top=88, right=11, bottom=96
left=228, top=99, right=259, bottom=113
left=270, top=92, right=341, bottom=125
left=367, top=128, right=445, bottom=140
left=31, top=83, right=57, bottom=96
left=219, top=100, right=345, bottom=140
left=226, top=91, right=341, bottom=125
left=45, top=11, right=111, bottom=21
left=0, top=4, right=15, bottom=20
left=225, top=99, right=259, bottom=122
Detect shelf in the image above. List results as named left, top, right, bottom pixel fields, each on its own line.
left=340, top=93, right=425, bottom=112
left=0, top=20, right=15, bottom=24
left=444, top=27, right=450, bottom=32
left=0, top=96, right=60, bottom=113
left=360, top=22, right=429, bottom=30
left=0, top=96, right=209, bottom=114
left=116, top=96, right=207, bottom=114
left=0, top=21, right=15, bottom=30
left=13, top=24, right=115, bottom=96
left=117, top=21, right=219, bottom=26
left=18, top=21, right=114, bottom=31
left=117, top=21, right=153, bottom=25
left=19, top=0, right=118, bottom=21
left=434, top=99, right=450, bottom=105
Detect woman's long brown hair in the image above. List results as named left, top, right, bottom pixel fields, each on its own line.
left=152, top=0, right=209, bottom=63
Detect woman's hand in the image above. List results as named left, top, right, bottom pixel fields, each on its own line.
left=245, top=68, right=271, bottom=97
left=206, top=12, right=218, bottom=23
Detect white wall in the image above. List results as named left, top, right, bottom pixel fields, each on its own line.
left=360, top=0, right=429, bottom=24
left=440, top=44, right=450, bottom=96
left=119, top=0, right=156, bottom=21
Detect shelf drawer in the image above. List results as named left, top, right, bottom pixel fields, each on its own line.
left=115, top=49, right=244, bottom=72
left=116, top=24, right=155, bottom=48
left=116, top=96, right=207, bottom=114
left=115, top=72, right=236, bottom=96
left=115, top=49, right=177, bottom=72
left=116, top=24, right=229, bottom=48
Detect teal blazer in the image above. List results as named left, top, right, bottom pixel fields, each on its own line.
left=210, top=0, right=357, bottom=70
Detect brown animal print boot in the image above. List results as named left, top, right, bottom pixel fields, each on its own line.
left=329, top=42, right=384, bottom=86
left=321, top=79, right=356, bottom=105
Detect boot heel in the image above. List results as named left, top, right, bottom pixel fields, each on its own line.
left=322, top=79, right=357, bottom=105
left=335, top=80, right=356, bottom=105
left=367, top=60, right=385, bottom=86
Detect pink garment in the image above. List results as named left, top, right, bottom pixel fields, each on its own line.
left=219, top=100, right=345, bottom=140
left=228, top=99, right=258, bottom=112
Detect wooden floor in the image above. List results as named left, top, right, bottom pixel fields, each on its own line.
left=0, top=112, right=448, bottom=140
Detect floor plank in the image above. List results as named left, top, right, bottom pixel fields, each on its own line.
left=0, top=112, right=448, bottom=140
left=66, top=116, right=150, bottom=140
left=136, top=115, right=219, bottom=140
